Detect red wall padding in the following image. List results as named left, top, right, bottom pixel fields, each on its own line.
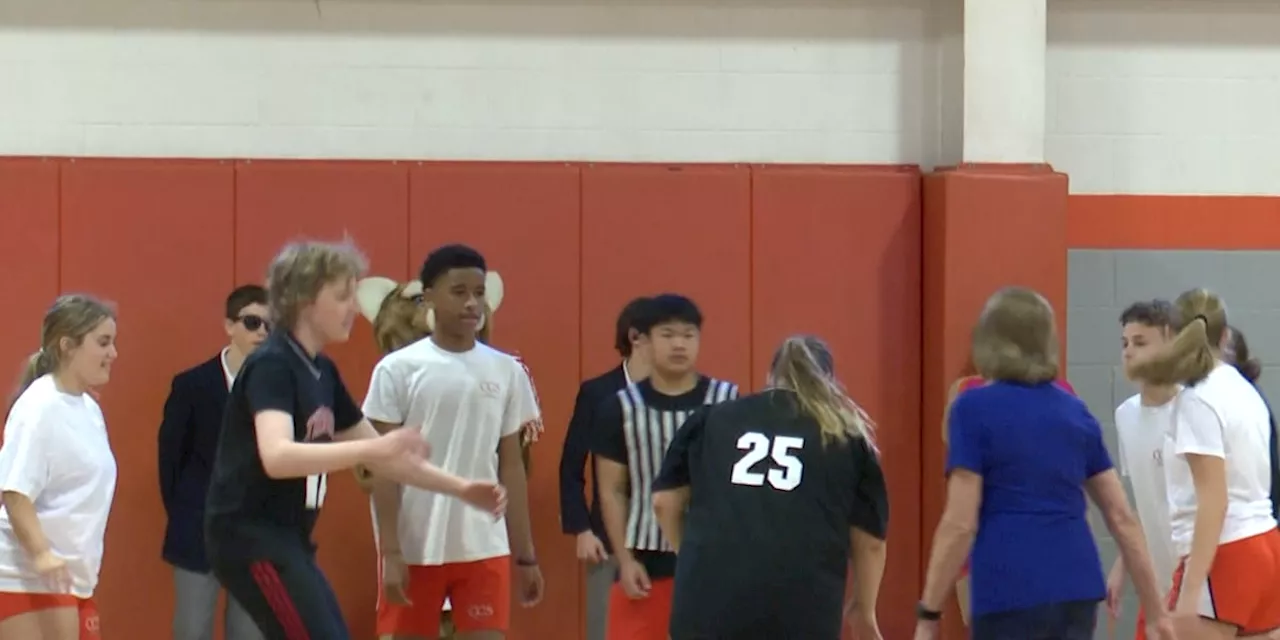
left=0, top=157, right=922, bottom=640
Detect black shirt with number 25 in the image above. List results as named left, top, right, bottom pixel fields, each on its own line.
left=653, top=388, right=889, bottom=640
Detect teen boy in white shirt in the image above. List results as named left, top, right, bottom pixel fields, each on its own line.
left=1106, top=299, right=1179, bottom=639
left=364, top=245, right=544, bottom=640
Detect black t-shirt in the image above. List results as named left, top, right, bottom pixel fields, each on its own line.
left=653, top=389, right=888, bottom=639
left=205, top=331, right=364, bottom=546
left=590, top=375, right=738, bottom=581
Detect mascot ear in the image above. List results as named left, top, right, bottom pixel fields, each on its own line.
left=486, top=271, right=505, bottom=312
left=356, top=277, right=399, bottom=323
left=400, top=280, right=424, bottom=298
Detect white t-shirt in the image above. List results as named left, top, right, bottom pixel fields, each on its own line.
left=1165, top=363, right=1277, bottom=557
left=363, top=338, right=541, bottom=566
left=1115, top=393, right=1178, bottom=592
left=0, top=375, right=118, bottom=598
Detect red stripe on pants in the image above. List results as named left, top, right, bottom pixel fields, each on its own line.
left=250, top=560, right=311, bottom=640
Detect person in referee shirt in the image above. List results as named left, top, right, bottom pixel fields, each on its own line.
left=651, top=335, right=888, bottom=640
left=590, top=294, right=739, bottom=640
left=559, top=296, right=655, bottom=640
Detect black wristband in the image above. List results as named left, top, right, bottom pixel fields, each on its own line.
left=916, top=602, right=942, bottom=621
left=515, top=556, right=538, bottom=567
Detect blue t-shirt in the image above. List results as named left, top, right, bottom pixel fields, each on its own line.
left=947, top=381, right=1111, bottom=616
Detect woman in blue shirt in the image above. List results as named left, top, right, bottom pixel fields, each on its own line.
left=913, top=287, right=1172, bottom=640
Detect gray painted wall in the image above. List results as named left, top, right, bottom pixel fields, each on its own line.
left=1066, top=249, right=1280, bottom=638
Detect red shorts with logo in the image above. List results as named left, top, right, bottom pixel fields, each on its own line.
left=376, top=556, right=511, bottom=636
left=0, top=593, right=99, bottom=639
left=1169, top=528, right=1280, bottom=635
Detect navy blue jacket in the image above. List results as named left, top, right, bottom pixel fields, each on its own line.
left=157, top=356, right=228, bottom=573
left=558, top=365, right=629, bottom=551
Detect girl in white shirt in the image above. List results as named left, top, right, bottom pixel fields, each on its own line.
left=0, top=295, right=119, bottom=640
left=1132, top=288, right=1280, bottom=640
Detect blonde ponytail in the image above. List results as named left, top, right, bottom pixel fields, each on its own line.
left=1131, top=288, right=1223, bottom=386
left=769, top=335, right=876, bottom=449
left=11, top=350, right=50, bottom=409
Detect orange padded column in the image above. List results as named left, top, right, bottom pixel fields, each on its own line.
left=921, top=1, right=1058, bottom=636
left=920, top=164, right=1067, bottom=639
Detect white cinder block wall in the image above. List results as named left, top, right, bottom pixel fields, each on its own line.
left=3, top=0, right=1276, bottom=184
left=1047, top=0, right=1280, bottom=196
left=0, top=0, right=942, bottom=164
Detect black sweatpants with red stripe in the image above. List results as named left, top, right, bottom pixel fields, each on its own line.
left=208, top=525, right=349, bottom=640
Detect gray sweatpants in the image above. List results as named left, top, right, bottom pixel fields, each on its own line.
left=585, top=558, right=616, bottom=640
left=173, top=566, right=264, bottom=640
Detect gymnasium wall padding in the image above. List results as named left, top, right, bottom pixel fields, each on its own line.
left=58, top=159, right=238, bottom=638
left=921, top=165, right=1068, bottom=640
left=407, top=162, right=584, bottom=635
left=0, top=157, right=924, bottom=640
left=0, top=159, right=60, bottom=390
left=580, top=165, right=754, bottom=385
left=749, top=165, right=922, bottom=640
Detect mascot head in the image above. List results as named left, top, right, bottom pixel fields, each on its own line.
left=356, top=272, right=504, bottom=354
left=353, top=270, right=537, bottom=483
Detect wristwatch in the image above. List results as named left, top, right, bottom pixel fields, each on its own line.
left=916, top=602, right=942, bottom=621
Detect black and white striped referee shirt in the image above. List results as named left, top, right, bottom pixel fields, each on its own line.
left=591, top=375, right=738, bottom=553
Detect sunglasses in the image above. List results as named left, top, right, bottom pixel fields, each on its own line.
left=237, top=315, right=270, bottom=332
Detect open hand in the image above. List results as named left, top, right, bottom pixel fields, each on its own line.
left=1105, top=562, right=1125, bottom=619
left=381, top=551, right=411, bottom=606
left=459, top=481, right=507, bottom=518
left=575, top=531, right=607, bottom=564
left=32, top=550, right=71, bottom=593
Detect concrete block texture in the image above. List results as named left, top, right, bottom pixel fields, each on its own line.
left=1067, top=248, right=1280, bottom=638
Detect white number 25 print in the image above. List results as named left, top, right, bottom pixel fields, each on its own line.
left=304, top=473, right=328, bottom=510
left=730, top=432, right=804, bottom=491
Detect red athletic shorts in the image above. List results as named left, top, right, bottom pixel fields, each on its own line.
left=0, top=592, right=99, bottom=639
left=1169, top=528, right=1280, bottom=635
left=376, top=556, right=511, bottom=636
left=607, top=577, right=674, bottom=640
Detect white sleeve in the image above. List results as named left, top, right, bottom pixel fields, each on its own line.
left=362, top=361, right=406, bottom=425
left=502, top=357, right=542, bottom=439
left=1113, top=406, right=1130, bottom=477
left=0, top=411, right=51, bottom=500
left=1173, top=393, right=1225, bottom=459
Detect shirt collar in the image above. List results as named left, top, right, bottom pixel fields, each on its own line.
left=279, top=331, right=322, bottom=379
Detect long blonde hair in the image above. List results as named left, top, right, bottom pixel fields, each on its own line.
left=971, top=287, right=1059, bottom=384
left=1131, top=288, right=1224, bottom=386
left=769, top=335, right=876, bottom=448
left=14, top=294, right=115, bottom=405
